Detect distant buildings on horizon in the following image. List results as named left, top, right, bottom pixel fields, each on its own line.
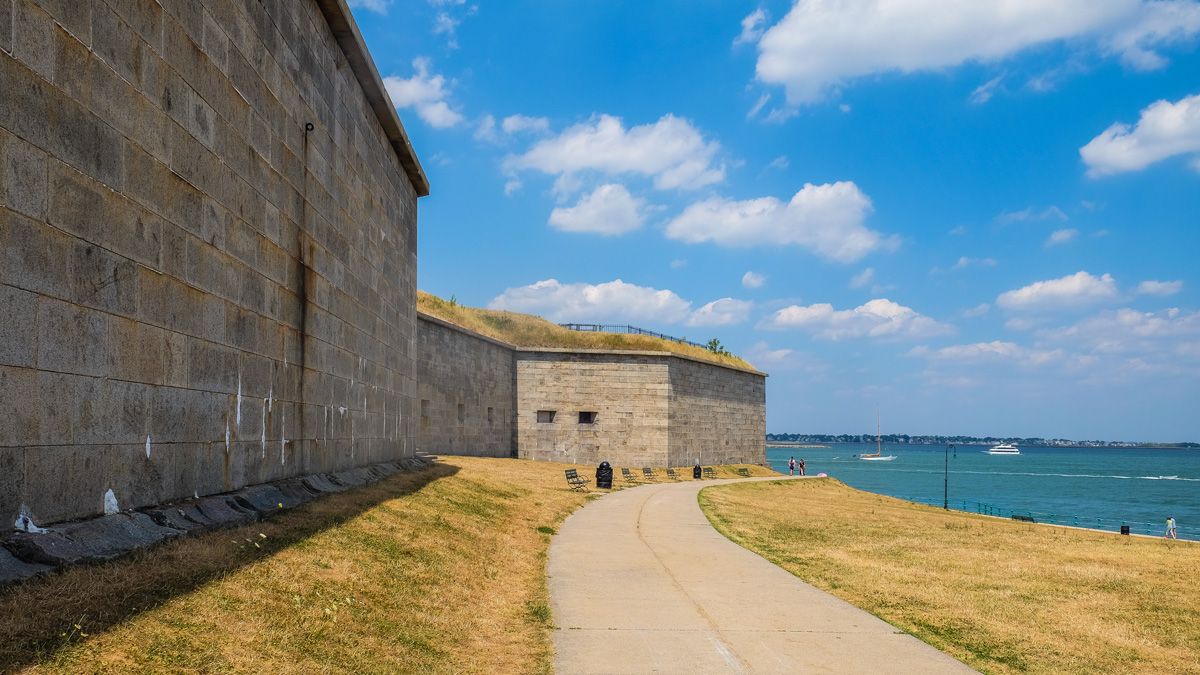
left=766, top=433, right=1198, bottom=449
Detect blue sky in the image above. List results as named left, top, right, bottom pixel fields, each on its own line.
left=347, top=0, right=1200, bottom=442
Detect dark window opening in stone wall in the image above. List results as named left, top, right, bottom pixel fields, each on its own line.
left=421, top=400, right=431, bottom=417
left=488, top=407, right=494, bottom=424
left=537, top=410, right=556, bottom=423
left=458, top=403, right=465, bottom=422
left=578, top=411, right=597, bottom=424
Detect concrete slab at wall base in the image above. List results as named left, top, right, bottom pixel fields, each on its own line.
left=0, top=458, right=433, bottom=585
left=0, top=547, right=51, bottom=585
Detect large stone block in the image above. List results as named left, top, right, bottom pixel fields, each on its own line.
left=0, top=282, right=37, bottom=368
left=12, top=0, right=52, bottom=79
left=22, top=444, right=112, bottom=523
left=36, top=296, right=108, bottom=376
left=0, top=0, right=12, bottom=55
left=0, top=446, right=23, bottom=529
left=2, top=129, right=47, bottom=220
left=0, top=365, right=39, bottom=446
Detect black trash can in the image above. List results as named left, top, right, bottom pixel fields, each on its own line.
left=693, top=463, right=702, bottom=479
left=596, top=461, right=613, bottom=489
left=1120, top=525, right=1130, bottom=535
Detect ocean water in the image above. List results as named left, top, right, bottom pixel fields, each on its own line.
left=766, top=444, right=1200, bottom=542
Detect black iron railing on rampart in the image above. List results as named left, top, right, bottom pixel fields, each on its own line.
left=558, top=324, right=706, bottom=349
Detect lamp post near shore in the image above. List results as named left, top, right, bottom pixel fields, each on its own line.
left=944, top=444, right=956, bottom=510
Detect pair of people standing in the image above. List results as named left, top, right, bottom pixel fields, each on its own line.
left=1166, top=516, right=1178, bottom=539
left=788, top=457, right=805, bottom=476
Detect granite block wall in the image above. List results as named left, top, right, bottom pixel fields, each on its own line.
left=415, top=314, right=515, bottom=458
left=511, top=350, right=766, bottom=468
left=667, top=358, right=766, bottom=467
left=1, top=0, right=425, bottom=527
left=514, top=351, right=673, bottom=467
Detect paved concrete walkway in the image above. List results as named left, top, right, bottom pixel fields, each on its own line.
left=548, top=477, right=980, bottom=674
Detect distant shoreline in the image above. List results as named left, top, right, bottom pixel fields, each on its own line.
left=766, top=440, right=1199, bottom=450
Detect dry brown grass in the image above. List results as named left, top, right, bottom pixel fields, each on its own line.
left=0, top=457, right=594, bottom=675
left=417, top=291, right=757, bottom=371
left=699, top=477, right=1200, bottom=675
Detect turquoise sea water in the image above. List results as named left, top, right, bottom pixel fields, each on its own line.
left=766, top=444, right=1200, bottom=542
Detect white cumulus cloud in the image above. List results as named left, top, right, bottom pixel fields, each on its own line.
left=1136, top=280, right=1184, bottom=296
left=685, top=298, right=754, bottom=327
left=758, top=298, right=953, bottom=341
left=906, top=341, right=1065, bottom=367
left=664, top=182, right=896, bottom=263
left=1038, top=308, right=1200, bottom=363
left=1081, top=93, right=1200, bottom=176
left=488, top=279, right=692, bottom=324
left=752, top=0, right=1200, bottom=106
left=347, top=0, right=392, bottom=13
left=547, top=184, right=647, bottom=235
left=383, top=58, right=463, bottom=129
left=849, top=267, right=875, bottom=289
left=504, top=114, right=724, bottom=191
left=735, top=9, right=770, bottom=46
left=1045, top=228, right=1080, bottom=247
left=996, top=271, right=1119, bottom=311
left=742, top=271, right=766, bottom=289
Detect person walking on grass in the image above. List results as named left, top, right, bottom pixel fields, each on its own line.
left=788, top=457, right=796, bottom=476
left=799, top=458, right=806, bottom=476
left=1166, top=516, right=1178, bottom=539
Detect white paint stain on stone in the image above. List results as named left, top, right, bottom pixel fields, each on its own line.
left=237, top=375, right=243, bottom=427
left=145, top=435, right=151, bottom=459
left=103, top=489, right=119, bottom=515
left=261, top=399, right=267, bottom=457
left=281, top=412, right=287, bottom=464
left=338, top=406, right=347, bottom=415
left=195, top=490, right=199, bottom=499
left=14, top=505, right=46, bottom=533
left=226, top=423, right=231, bottom=453
left=268, top=388, right=273, bottom=412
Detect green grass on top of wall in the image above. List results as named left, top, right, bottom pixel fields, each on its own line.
left=417, top=292, right=758, bottom=372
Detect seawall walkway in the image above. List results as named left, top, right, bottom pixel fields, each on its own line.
left=548, top=477, right=979, bottom=674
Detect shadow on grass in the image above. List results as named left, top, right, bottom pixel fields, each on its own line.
left=0, top=462, right=460, bottom=673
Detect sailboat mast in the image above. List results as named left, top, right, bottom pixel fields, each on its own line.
left=877, top=407, right=881, bottom=455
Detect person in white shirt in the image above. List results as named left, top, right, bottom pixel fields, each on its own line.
left=1166, top=517, right=1178, bottom=539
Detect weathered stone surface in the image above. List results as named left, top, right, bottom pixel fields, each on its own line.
left=189, top=496, right=256, bottom=529
left=140, top=504, right=202, bottom=533
left=0, top=544, right=51, bottom=584
left=301, top=473, right=347, bottom=493
left=5, top=512, right=181, bottom=566
left=4, top=0, right=421, bottom=527
left=55, top=512, right=183, bottom=560
left=231, top=484, right=291, bottom=515
left=274, top=478, right=321, bottom=504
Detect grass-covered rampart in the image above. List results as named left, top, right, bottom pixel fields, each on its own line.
left=0, top=459, right=764, bottom=674
left=699, top=477, right=1200, bottom=675
left=417, top=292, right=757, bottom=371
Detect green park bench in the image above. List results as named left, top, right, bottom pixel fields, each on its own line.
left=642, top=467, right=660, bottom=482
left=621, top=468, right=639, bottom=485
left=702, top=467, right=716, bottom=479
left=564, top=468, right=591, bottom=492
left=664, top=468, right=681, bottom=480
left=737, top=468, right=751, bottom=478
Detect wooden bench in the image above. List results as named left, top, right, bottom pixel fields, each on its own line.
left=642, top=467, right=660, bottom=482
left=621, top=467, right=639, bottom=485
left=702, top=467, right=715, bottom=479
left=564, top=468, right=591, bottom=492
left=1011, top=514, right=1036, bottom=523
left=664, top=468, right=681, bottom=481
left=737, top=468, right=751, bottom=478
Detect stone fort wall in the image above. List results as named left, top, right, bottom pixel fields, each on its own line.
left=1, top=0, right=427, bottom=527
left=414, top=316, right=768, bottom=468
left=415, top=314, right=515, bottom=458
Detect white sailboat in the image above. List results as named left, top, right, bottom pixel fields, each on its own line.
left=860, top=408, right=897, bottom=461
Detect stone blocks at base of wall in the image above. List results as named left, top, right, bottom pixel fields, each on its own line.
left=0, top=457, right=434, bottom=586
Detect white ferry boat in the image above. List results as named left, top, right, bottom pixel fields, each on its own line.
left=983, top=443, right=1020, bottom=455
